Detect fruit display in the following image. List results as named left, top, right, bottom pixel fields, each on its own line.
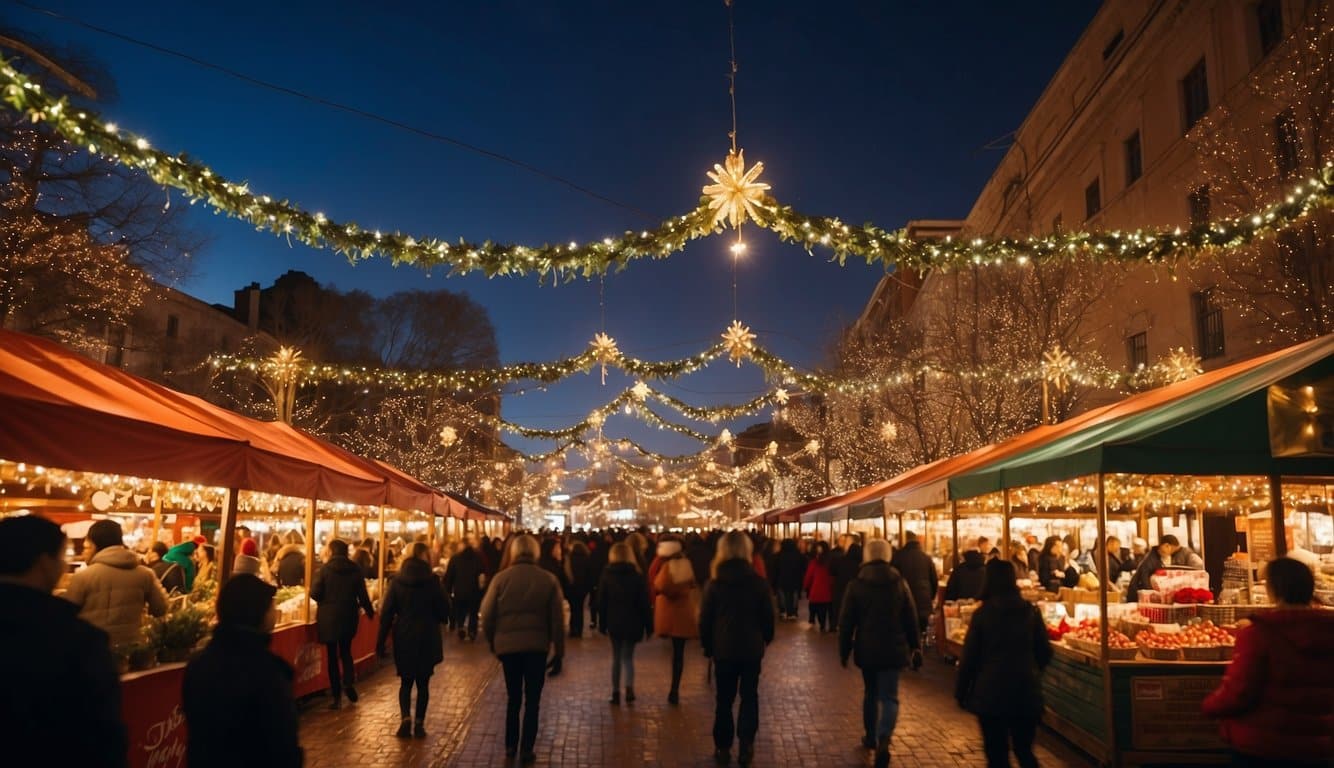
left=1178, top=620, right=1235, bottom=648
left=1170, top=587, right=1214, bottom=604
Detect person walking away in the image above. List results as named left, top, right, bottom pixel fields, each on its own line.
left=597, top=542, right=652, bottom=705
left=803, top=541, right=835, bottom=631
left=699, top=531, right=776, bottom=767
left=443, top=536, right=484, bottom=641
left=233, top=538, right=264, bottom=577
left=588, top=532, right=613, bottom=631
left=353, top=538, right=377, bottom=579
left=273, top=531, right=306, bottom=587
left=148, top=540, right=187, bottom=594
left=538, top=538, right=571, bottom=631
left=310, top=538, right=375, bottom=709
left=1, top=516, right=127, bottom=768
left=891, top=531, right=938, bottom=644
left=565, top=539, right=594, bottom=638
left=1202, top=557, right=1334, bottom=767
left=774, top=539, right=805, bottom=620
left=830, top=538, right=861, bottom=629
left=183, top=573, right=302, bottom=768
left=839, top=539, right=922, bottom=768
left=651, top=536, right=700, bottom=704
left=163, top=539, right=200, bottom=592
left=944, top=548, right=987, bottom=601
left=64, top=519, right=169, bottom=650
left=955, top=560, right=1053, bottom=768
left=481, top=535, right=565, bottom=764
left=377, top=541, right=451, bottom=738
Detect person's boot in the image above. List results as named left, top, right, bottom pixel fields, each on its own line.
left=861, top=735, right=876, bottom=750
left=609, top=690, right=620, bottom=705
left=667, top=689, right=679, bottom=705
left=413, top=720, right=426, bottom=739
left=874, top=736, right=891, bottom=768
left=738, top=744, right=754, bottom=766
left=520, top=751, right=537, bottom=764
left=345, top=686, right=358, bottom=704
left=713, top=748, right=730, bottom=765
left=625, top=687, right=636, bottom=704
left=328, top=695, right=341, bottom=711
left=395, top=717, right=412, bottom=738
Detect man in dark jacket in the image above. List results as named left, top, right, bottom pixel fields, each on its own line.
left=890, top=531, right=938, bottom=640
left=944, top=549, right=986, bottom=601
left=829, top=537, right=861, bottom=628
left=1, top=516, right=127, bottom=768
left=310, top=538, right=374, bottom=709
left=443, top=538, right=484, bottom=641
left=184, top=573, right=302, bottom=768
left=378, top=542, right=451, bottom=738
left=148, top=541, right=186, bottom=594
left=774, top=539, right=807, bottom=620
left=699, top=532, right=777, bottom=767
left=839, top=539, right=921, bottom=768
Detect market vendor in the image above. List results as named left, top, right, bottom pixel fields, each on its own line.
left=163, top=539, right=200, bottom=592
left=63, top=519, right=169, bottom=648
left=1126, top=534, right=1202, bottom=601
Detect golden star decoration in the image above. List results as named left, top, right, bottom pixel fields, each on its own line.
left=805, top=439, right=820, bottom=455
left=880, top=421, right=898, bottom=443
left=702, top=149, right=770, bottom=230
left=263, top=346, right=304, bottom=385
left=439, top=426, right=458, bottom=447
left=589, top=332, right=619, bottom=384
left=1042, top=345, right=1077, bottom=392
left=766, top=441, right=779, bottom=457
left=774, top=388, right=790, bottom=405
left=721, top=320, right=757, bottom=366
left=718, top=428, right=734, bottom=446
left=631, top=381, right=651, bottom=401
left=1158, top=347, right=1203, bottom=384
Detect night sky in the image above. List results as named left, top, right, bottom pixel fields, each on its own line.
left=10, top=0, right=1099, bottom=465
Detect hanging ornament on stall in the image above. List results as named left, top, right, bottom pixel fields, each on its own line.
left=589, top=332, right=619, bottom=385
left=722, top=320, right=757, bottom=366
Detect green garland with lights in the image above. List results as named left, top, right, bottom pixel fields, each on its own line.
left=6, top=58, right=1332, bottom=280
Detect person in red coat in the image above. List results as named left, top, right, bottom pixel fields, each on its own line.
left=1201, top=558, right=1334, bottom=767
left=803, top=541, right=835, bottom=632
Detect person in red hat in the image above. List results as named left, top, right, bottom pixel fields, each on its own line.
left=233, top=538, right=264, bottom=577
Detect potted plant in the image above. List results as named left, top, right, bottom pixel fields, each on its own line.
left=126, top=640, right=159, bottom=672
left=151, top=606, right=210, bottom=663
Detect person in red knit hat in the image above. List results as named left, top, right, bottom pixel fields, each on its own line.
left=1202, top=558, right=1333, bottom=767
left=233, top=537, right=264, bottom=577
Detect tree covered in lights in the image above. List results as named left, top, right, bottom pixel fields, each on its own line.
left=1190, top=2, right=1333, bottom=343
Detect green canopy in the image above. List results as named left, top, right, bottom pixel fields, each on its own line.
left=948, top=334, right=1334, bottom=500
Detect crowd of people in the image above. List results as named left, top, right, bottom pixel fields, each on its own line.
left=1, top=517, right=1330, bottom=768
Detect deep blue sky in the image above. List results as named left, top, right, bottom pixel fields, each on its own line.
left=11, top=0, right=1099, bottom=461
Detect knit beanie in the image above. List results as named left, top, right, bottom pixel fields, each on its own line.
left=240, top=538, right=260, bottom=557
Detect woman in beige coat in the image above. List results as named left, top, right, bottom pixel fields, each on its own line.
left=650, top=537, right=699, bottom=705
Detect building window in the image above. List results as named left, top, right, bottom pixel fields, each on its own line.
left=1189, top=185, right=1211, bottom=227
left=1126, top=332, right=1148, bottom=372
left=1193, top=289, right=1225, bottom=360
left=1256, top=0, right=1284, bottom=57
left=165, top=314, right=179, bottom=339
left=1274, top=107, right=1301, bottom=179
left=1124, top=131, right=1143, bottom=186
left=1084, top=179, right=1101, bottom=220
left=1181, top=58, right=1210, bottom=131
left=1102, top=29, right=1125, bottom=61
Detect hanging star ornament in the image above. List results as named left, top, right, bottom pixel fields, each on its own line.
left=702, top=149, right=770, bottom=229
left=721, top=320, right=757, bottom=366
left=1158, top=347, right=1203, bottom=384
left=631, top=381, right=651, bottom=401
left=773, top=388, right=790, bottom=405
left=589, top=332, right=619, bottom=385
left=718, top=428, right=734, bottom=446
left=1042, top=345, right=1077, bottom=392
left=880, top=421, right=898, bottom=443
left=439, top=426, right=458, bottom=447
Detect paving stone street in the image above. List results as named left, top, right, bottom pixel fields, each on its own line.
left=299, top=616, right=1094, bottom=768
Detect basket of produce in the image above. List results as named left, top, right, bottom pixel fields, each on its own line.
left=1136, top=626, right=1183, bottom=661
left=1178, top=621, right=1235, bottom=661
left=1137, top=603, right=1197, bottom=625
left=1064, top=621, right=1136, bottom=659
left=1118, top=615, right=1151, bottom=641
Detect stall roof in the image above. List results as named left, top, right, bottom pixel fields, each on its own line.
left=948, top=333, right=1334, bottom=499
left=0, top=330, right=437, bottom=511
left=444, top=491, right=511, bottom=522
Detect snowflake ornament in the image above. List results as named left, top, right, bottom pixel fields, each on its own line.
left=880, top=421, right=898, bottom=443
left=1042, top=345, right=1077, bottom=392
left=774, top=388, right=790, bottom=405
left=631, top=381, right=651, bottom=401
left=589, top=332, right=619, bottom=384
left=1158, top=347, right=1203, bottom=384
left=721, top=320, right=757, bottom=366
left=439, top=425, right=458, bottom=447
left=703, top=149, right=771, bottom=230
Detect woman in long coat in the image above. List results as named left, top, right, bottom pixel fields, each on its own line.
left=650, top=537, right=699, bottom=705
left=377, top=542, right=451, bottom=738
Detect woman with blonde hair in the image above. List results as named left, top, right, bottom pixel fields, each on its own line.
left=596, top=542, right=652, bottom=705
left=699, top=531, right=776, bottom=766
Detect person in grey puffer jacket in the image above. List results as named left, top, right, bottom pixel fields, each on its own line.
left=64, top=519, right=168, bottom=648
left=480, top=535, right=565, bottom=764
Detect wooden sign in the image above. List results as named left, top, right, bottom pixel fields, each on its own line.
left=1130, top=675, right=1225, bottom=751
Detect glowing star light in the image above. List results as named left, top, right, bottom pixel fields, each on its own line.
left=631, top=381, right=651, bottom=401
left=805, top=439, right=820, bottom=455
left=438, top=426, right=458, bottom=447
left=766, top=441, right=779, bottom=457
left=1042, top=345, right=1077, bottom=392
left=880, top=421, right=898, bottom=444
left=703, top=149, right=770, bottom=230
left=718, top=428, right=734, bottom=446
left=589, top=332, right=619, bottom=385
left=774, top=388, right=790, bottom=405
left=1158, top=347, right=1203, bottom=384
left=721, top=320, right=757, bottom=366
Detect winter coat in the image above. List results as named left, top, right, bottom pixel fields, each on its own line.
left=183, top=624, right=302, bottom=768
left=597, top=562, right=652, bottom=642
left=480, top=556, right=565, bottom=658
left=443, top=547, right=485, bottom=601
left=150, top=557, right=186, bottom=595
left=275, top=546, right=305, bottom=588
left=566, top=546, right=595, bottom=598
left=803, top=558, right=834, bottom=604
left=699, top=559, right=776, bottom=662
left=891, top=541, right=938, bottom=619
left=310, top=555, right=373, bottom=644
left=1201, top=608, right=1334, bottom=762
left=775, top=542, right=806, bottom=592
left=353, top=548, right=377, bottom=579
left=687, top=540, right=713, bottom=588
left=64, top=545, right=169, bottom=648
left=0, top=584, right=127, bottom=768
left=830, top=546, right=861, bottom=612
left=162, top=542, right=198, bottom=592
left=377, top=556, right=450, bottom=679
left=955, top=592, right=1053, bottom=717
left=944, top=551, right=987, bottom=601
left=539, top=554, right=571, bottom=598
left=838, top=561, right=920, bottom=670
left=653, top=555, right=700, bottom=639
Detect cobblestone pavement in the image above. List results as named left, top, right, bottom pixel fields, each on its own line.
left=294, top=614, right=1095, bottom=767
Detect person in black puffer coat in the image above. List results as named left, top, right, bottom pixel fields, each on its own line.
left=955, top=560, right=1053, bottom=768
left=565, top=540, right=595, bottom=638
left=699, top=531, right=777, bottom=767
left=774, top=539, right=806, bottom=620
left=596, top=542, right=652, bottom=705
left=944, top=549, right=987, bottom=601
left=443, top=538, right=484, bottom=641
left=839, top=539, right=922, bottom=768
left=377, top=542, right=451, bottom=739
left=830, top=538, right=861, bottom=628
left=587, top=533, right=613, bottom=631
left=310, top=539, right=374, bottom=709
left=890, top=532, right=938, bottom=639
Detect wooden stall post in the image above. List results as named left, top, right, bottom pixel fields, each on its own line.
left=948, top=501, right=959, bottom=574
left=1001, top=489, right=1011, bottom=558
left=427, top=510, right=436, bottom=557
left=1269, top=474, right=1288, bottom=557
left=217, top=488, right=239, bottom=583
left=1096, top=473, right=1116, bottom=766
left=303, top=499, right=316, bottom=623
left=150, top=482, right=163, bottom=551
left=377, top=505, right=388, bottom=607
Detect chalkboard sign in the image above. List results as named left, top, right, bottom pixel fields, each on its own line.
left=1131, top=676, right=1225, bottom=751
left=1248, top=514, right=1274, bottom=567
